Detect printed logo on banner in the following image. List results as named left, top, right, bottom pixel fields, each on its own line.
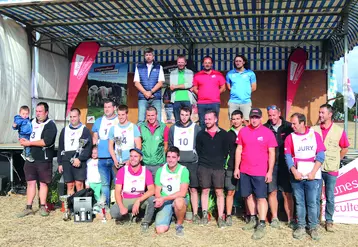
left=87, top=116, right=95, bottom=124
left=289, top=61, right=298, bottom=82
left=321, top=158, right=358, bottom=224
left=74, top=55, right=85, bottom=76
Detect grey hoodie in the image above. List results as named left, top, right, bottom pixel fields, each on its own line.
left=168, top=120, right=201, bottom=163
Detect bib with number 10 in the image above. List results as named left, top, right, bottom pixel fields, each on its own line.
left=173, top=124, right=195, bottom=151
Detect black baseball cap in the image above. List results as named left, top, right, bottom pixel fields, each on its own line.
left=129, top=148, right=143, bottom=156
left=249, top=108, right=262, bottom=118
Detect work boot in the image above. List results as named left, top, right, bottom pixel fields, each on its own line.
left=270, top=218, right=280, bottom=229
left=242, top=216, right=257, bottom=230
left=201, top=210, right=209, bottom=225
left=325, top=222, right=334, bottom=232
left=39, top=206, right=49, bottom=217
left=140, top=222, right=149, bottom=233
left=175, top=224, right=184, bottom=236
left=192, top=214, right=201, bottom=224
left=293, top=227, right=306, bottom=240
left=310, top=228, right=320, bottom=241
left=217, top=216, right=226, bottom=228
left=17, top=208, right=34, bottom=218
left=252, top=222, right=266, bottom=240
left=226, top=215, right=233, bottom=227
left=288, top=219, right=297, bottom=229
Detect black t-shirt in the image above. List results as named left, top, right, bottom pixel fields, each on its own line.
left=31, top=119, right=57, bottom=162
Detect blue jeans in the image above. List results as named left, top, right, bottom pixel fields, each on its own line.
left=164, top=104, right=173, bottom=122
left=138, top=99, right=162, bottom=124
left=173, top=101, right=191, bottom=122
left=197, top=103, right=220, bottom=129
left=317, top=172, right=337, bottom=223
left=19, top=133, right=31, bottom=156
left=98, top=158, right=115, bottom=205
left=291, top=178, right=319, bottom=229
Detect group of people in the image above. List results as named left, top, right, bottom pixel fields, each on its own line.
left=12, top=48, right=349, bottom=241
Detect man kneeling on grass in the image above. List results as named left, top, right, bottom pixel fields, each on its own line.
left=154, top=146, right=190, bottom=236
left=110, top=148, right=155, bottom=233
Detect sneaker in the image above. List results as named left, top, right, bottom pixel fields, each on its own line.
left=288, top=219, right=297, bottom=229
left=39, top=206, right=49, bottom=217
left=140, top=222, right=149, bottom=233
left=192, top=214, right=201, bottom=224
left=218, top=216, right=226, bottom=228
left=270, top=218, right=280, bottom=229
left=310, top=228, right=320, bottom=241
left=25, top=154, right=35, bottom=163
left=201, top=210, right=209, bottom=225
left=175, top=224, right=184, bottom=236
left=20, top=152, right=26, bottom=161
left=252, top=223, right=266, bottom=240
left=325, top=222, right=334, bottom=232
left=226, top=215, right=233, bottom=227
left=293, top=227, right=306, bottom=240
left=242, top=216, right=257, bottom=231
left=17, top=208, right=34, bottom=218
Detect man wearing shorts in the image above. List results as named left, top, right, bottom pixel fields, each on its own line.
left=57, top=108, right=92, bottom=195
left=196, top=110, right=229, bottom=228
left=225, top=110, right=243, bottom=226
left=139, top=106, right=169, bottom=181
left=110, top=148, right=155, bottom=233
left=192, top=56, right=226, bottom=129
left=226, top=55, right=257, bottom=125
left=154, top=146, right=190, bottom=236
left=169, top=106, right=201, bottom=223
left=18, top=102, right=57, bottom=217
left=92, top=99, right=118, bottom=205
left=285, top=113, right=325, bottom=240
left=264, top=105, right=294, bottom=228
left=108, top=105, right=141, bottom=168
left=234, top=108, right=277, bottom=240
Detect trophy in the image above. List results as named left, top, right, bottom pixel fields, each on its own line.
left=60, top=195, right=71, bottom=221
left=114, top=136, right=123, bottom=165
left=70, top=138, right=89, bottom=164
left=97, top=194, right=108, bottom=223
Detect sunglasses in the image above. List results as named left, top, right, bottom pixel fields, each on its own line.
left=267, top=105, right=280, bottom=111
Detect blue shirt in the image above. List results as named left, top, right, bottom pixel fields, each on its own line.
left=92, top=115, right=118, bottom=158
left=108, top=122, right=141, bottom=162
left=226, top=69, right=256, bottom=104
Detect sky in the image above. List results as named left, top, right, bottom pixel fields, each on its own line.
left=333, top=46, right=358, bottom=93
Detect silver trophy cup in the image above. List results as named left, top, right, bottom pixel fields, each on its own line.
left=60, top=195, right=71, bottom=221
left=113, top=136, right=123, bottom=164
left=70, top=138, right=89, bottom=164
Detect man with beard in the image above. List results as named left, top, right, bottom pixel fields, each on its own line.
left=313, top=104, right=349, bottom=232
left=234, top=108, right=277, bottom=240
left=192, top=56, right=226, bottom=129
left=169, top=55, right=194, bottom=122
left=57, top=108, right=92, bottom=195
left=264, top=105, right=295, bottom=228
left=92, top=99, right=118, bottom=205
left=18, top=102, right=57, bottom=217
left=169, top=106, right=201, bottom=223
left=154, top=146, right=190, bottom=236
left=196, top=110, right=229, bottom=228
left=134, top=47, right=165, bottom=123
left=226, top=55, right=257, bottom=125
left=110, top=148, right=155, bottom=233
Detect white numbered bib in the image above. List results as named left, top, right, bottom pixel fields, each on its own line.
left=160, top=164, right=183, bottom=196
left=122, top=166, right=146, bottom=196
left=64, top=125, right=85, bottom=151
left=98, top=116, right=118, bottom=141
left=30, top=119, right=51, bottom=142
left=113, top=123, right=135, bottom=151
left=173, top=124, right=195, bottom=151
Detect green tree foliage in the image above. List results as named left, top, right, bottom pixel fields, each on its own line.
left=332, top=92, right=357, bottom=121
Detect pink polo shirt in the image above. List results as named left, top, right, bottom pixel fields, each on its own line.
left=193, top=70, right=225, bottom=104
left=116, top=165, right=153, bottom=199
left=236, top=125, right=278, bottom=176
left=320, top=123, right=350, bottom=176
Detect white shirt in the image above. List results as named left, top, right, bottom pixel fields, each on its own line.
left=86, top=158, right=101, bottom=184
left=133, top=62, right=165, bottom=82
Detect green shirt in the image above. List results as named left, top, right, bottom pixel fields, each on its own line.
left=155, top=163, right=190, bottom=197
left=174, top=70, right=190, bottom=101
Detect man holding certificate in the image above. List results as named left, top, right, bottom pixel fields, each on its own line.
left=284, top=113, right=326, bottom=241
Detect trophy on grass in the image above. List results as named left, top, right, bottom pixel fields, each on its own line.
left=70, top=138, right=89, bottom=164
left=60, top=195, right=71, bottom=221
left=114, top=136, right=124, bottom=168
